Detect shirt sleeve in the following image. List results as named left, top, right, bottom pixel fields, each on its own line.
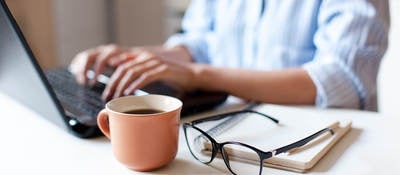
left=303, top=0, right=390, bottom=110
left=164, top=0, right=216, bottom=64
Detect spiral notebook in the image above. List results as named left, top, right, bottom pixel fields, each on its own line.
left=202, top=105, right=352, bottom=173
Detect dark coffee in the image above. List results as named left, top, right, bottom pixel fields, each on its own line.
left=123, top=109, right=164, bottom=114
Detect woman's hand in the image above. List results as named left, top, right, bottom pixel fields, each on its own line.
left=70, top=44, right=197, bottom=101
left=101, top=51, right=199, bottom=101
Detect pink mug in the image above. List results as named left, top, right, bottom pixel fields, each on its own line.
left=97, top=95, right=182, bottom=171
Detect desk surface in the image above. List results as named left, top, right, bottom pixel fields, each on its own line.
left=1, top=92, right=399, bottom=175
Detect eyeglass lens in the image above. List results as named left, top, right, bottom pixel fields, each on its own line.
left=221, top=143, right=262, bottom=175
left=185, top=125, right=265, bottom=175
left=184, top=126, right=214, bottom=163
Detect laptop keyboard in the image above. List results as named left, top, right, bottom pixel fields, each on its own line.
left=45, top=68, right=105, bottom=124
left=44, top=68, right=229, bottom=122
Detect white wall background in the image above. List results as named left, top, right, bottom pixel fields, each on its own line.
left=53, top=0, right=110, bottom=66
left=114, top=0, right=165, bottom=46
left=53, top=0, right=170, bottom=66
left=8, top=0, right=190, bottom=67
left=378, top=0, right=400, bottom=115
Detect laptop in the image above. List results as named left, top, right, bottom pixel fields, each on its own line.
left=0, top=1, right=227, bottom=138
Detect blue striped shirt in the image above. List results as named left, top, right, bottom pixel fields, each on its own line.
left=166, top=0, right=390, bottom=111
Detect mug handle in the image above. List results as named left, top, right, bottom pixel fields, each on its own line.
left=97, top=109, right=111, bottom=139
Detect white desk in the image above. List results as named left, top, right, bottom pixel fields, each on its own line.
left=1, top=92, right=399, bottom=175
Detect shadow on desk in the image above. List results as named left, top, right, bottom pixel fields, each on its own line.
left=87, top=136, right=109, bottom=142
left=311, top=127, right=362, bottom=172
left=155, top=158, right=231, bottom=174
left=86, top=136, right=228, bottom=174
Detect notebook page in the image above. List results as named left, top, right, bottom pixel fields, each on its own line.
left=204, top=104, right=352, bottom=170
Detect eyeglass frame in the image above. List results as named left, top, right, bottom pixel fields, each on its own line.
left=182, top=109, right=335, bottom=175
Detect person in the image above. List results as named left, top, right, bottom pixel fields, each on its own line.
left=70, top=0, right=390, bottom=111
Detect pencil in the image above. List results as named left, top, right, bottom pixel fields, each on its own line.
left=286, top=121, right=339, bottom=155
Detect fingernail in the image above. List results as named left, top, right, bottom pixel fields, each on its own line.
left=101, top=87, right=108, bottom=98
left=77, top=76, right=85, bottom=85
left=124, top=85, right=135, bottom=96
left=101, top=93, right=107, bottom=101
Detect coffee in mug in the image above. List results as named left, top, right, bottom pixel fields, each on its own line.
left=122, top=108, right=164, bottom=114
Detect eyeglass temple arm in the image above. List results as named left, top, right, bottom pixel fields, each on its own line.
left=271, top=127, right=335, bottom=156
left=192, top=110, right=279, bottom=125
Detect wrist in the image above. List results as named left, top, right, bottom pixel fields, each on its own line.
left=190, top=64, right=217, bottom=91
left=163, top=45, right=193, bottom=63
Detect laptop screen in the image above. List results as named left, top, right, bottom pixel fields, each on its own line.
left=0, top=1, right=68, bottom=129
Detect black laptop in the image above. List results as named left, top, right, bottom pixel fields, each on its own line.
left=0, top=1, right=227, bottom=138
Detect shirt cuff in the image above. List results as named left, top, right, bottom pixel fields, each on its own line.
left=303, top=58, right=361, bottom=109
left=165, top=33, right=210, bottom=64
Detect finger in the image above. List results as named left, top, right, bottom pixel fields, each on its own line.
left=101, top=63, right=130, bottom=101
left=71, top=49, right=100, bottom=85
left=123, top=64, right=168, bottom=96
left=108, top=53, right=137, bottom=67
left=91, top=45, right=123, bottom=85
left=113, top=60, right=162, bottom=98
left=102, top=52, right=155, bottom=100
left=112, top=69, right=138, bottom=99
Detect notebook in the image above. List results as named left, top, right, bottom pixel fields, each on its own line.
left=0, top=1, right=227, bottom=138
left=202, top=104, right=352, bottom=172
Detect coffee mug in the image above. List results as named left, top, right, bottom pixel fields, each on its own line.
left=97, top=94, right=182, bottom=171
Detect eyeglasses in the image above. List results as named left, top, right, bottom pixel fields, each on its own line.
left=182, top=110, right=335, bottom=175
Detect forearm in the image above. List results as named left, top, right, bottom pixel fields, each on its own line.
left=194, top=65, right=316, bottom=105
